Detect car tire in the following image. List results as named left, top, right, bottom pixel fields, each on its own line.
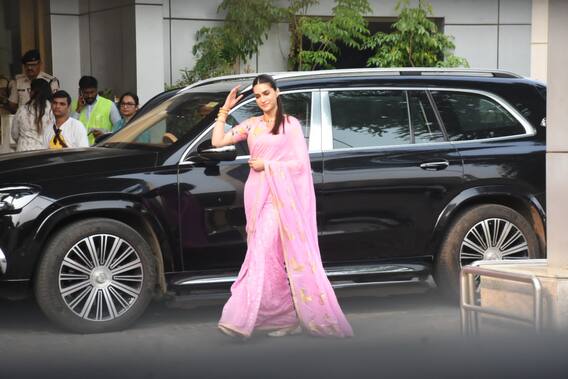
left=435, top=204, right=541, bottom=297
left=34, top=218, right=157, bottom=333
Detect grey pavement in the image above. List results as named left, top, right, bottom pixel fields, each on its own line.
left=1, top=279, right=567, bottom=379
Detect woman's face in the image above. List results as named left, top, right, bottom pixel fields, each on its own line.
left=253, top=83, right=278, bottom=114
left=119, top=95, right=138, bottom=118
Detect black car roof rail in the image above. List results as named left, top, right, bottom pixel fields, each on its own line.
left=269, top=67, right=523, bottom=80
left=179, top=68, right=523, bottom=94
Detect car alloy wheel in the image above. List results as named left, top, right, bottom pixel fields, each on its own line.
left=59, top=234, right=144, bottom=322
left=435, top=204, right=540, bottom=297
left=459, top=218, right=529, bottom=268
left=35, top=218, right=156, bottom=333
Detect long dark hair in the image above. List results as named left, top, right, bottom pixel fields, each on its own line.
left=26, top=79, right=52, bottom=133
left=252, top=74, right=286, bottom=135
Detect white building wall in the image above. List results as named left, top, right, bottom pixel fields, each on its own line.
left=134, top=1, right=164, bottom=104
left=50, top=0, right=163, bottom=105
left=164, top=0, right=534, bottom=87
left=49, top=0, right=81, bottom=93
left=88, top=4, right=137, bottom=98
left=51, top=1, right=534, bottom=98
left=531, top=0, right=548, bottom=82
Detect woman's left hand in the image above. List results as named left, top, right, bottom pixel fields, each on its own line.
left=248, top=158, right=264, bottom=171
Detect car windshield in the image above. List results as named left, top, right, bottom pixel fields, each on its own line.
left=100, top=78, right=250, bottom=149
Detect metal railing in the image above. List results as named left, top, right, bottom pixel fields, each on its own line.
left=460, top=259, right=547, bottom=336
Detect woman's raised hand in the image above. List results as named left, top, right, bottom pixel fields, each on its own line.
left=223, top=85, right=243, bottom=110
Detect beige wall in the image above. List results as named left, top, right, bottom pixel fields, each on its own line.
left=531, top=0, right=548, bottom=82
left=546, top=0, right=568, bottom=267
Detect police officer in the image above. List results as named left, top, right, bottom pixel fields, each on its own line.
left=7, top=49, right=59, bottom=114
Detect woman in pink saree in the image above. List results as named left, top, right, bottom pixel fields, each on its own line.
left=212, top=74, right=353, bottom=339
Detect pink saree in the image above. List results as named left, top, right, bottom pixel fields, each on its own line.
left=218, top=115, right=353, bottom=338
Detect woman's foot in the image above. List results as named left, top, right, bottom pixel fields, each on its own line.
left=218, top=325, right=247, bottom=341
left=267, top=325, right=302, bottom=337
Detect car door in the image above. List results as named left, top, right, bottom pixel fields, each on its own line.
left=178, top=90, right=322, bottom=273
left=319, top=88, right=464, bottom=264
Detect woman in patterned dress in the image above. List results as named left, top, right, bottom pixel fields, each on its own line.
left=11, top=78, right=54, bottom=152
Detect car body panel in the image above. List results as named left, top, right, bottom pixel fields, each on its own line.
left=0, top=70, right=547, bottom=301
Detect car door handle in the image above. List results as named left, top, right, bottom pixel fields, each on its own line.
left=420, top=160, right=449, bottom=170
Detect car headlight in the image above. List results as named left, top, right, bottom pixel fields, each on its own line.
left=0, top=186, right=40, bottom=213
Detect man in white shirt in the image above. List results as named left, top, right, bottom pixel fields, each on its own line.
left=45, top=90, right=89, bottom=149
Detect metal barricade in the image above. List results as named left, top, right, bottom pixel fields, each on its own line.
left=460, top=259, right=546, bottom=336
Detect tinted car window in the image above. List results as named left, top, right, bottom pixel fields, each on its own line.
left=281, top=92, right=312, bottom=145
left=408, top=91, right=445, bottom=144
left=431, top=91, right=526, bottom=141
left=225, top=92, right=312, bottom=155
left=329, top=90, right=410, bottom=149
left=104, top=92, right=225, bottom=148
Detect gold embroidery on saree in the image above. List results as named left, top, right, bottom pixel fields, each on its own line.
left=283, top=226, right=295, bottom=241
left=301, top=288, right=312, bottom=303
left=290, top=257, right=305, bottom=272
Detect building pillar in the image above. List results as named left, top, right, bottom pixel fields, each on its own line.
left=531, top=0, right=548, bottom=82
left=546, top=0, right=568, bottom=268
left=49, top=0, right=81, bottom=92
left=469, top=0, right=568, bottom=334
left=134, top=1, right=164, bottom=105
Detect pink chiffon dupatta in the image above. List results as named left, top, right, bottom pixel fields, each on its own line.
left=261, top=118, right=354, bottom=338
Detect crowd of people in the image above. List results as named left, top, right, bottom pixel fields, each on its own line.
left=0, top=49, right=140, bottom=152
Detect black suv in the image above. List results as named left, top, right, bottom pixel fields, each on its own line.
left=0, top=68, right=546, bottom=333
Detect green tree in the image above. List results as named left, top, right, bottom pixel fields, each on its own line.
left=168, top=0, right=282, bottom=89
left=285, top=0, right=320, bottom=70
left=367, top=0, right=468, bottom=68
left=295, top=0, right=372, bottom=70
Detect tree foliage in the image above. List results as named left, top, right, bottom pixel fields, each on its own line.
left=285, top=0, right=320, bottom=70
left=366, top=0, right=468, bottom=68
left=296, top=0, right=372, bottom=70
left=167, top=0, right=469, bottom=89
left=168, top=0, right=282, bottom=88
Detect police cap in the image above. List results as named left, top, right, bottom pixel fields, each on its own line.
left=22, top=49, right=41, bottom=63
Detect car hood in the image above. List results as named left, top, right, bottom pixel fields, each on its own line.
left=0, top=147, right=159, bottom=184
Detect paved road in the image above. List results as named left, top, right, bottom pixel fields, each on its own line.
left=1, top=280, right=567, bottom=379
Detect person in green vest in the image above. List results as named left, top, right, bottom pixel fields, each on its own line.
left=72, top=75, right=120, bottom=144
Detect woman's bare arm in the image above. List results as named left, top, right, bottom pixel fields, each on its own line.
left=212, top=85, right=243, bottom=147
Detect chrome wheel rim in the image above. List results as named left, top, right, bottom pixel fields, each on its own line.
left=58, top=234, right=144, bottom=322
left=459, top=218, right=529, bottom=268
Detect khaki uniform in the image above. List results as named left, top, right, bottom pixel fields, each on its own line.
left=8, top=72, right=60, bottom=107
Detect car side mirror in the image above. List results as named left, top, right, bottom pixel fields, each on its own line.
left=188, top=139, right=237, bottom=162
